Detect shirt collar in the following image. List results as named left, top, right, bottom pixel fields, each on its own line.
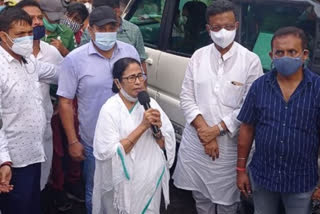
left=0, top=44, right=16, bottom=63
left=88, top=40, right=121, bottom=58
left=211, top=42, right=237, bottom=61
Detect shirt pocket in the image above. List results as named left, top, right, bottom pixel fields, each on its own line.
left=219, top=80, right=245, bottom=109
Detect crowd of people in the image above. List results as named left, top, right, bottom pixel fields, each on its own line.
left=0, top=0, right=319, bottom=214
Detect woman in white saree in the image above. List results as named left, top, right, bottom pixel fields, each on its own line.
left=92, top=57, right=176, bottom=214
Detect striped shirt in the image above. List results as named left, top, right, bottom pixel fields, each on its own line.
left=237, top=68, right=320, bottom=193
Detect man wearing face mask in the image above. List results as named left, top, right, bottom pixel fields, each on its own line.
left=57, top=6, right=140, bottom=214
left=16, top=0, right=64, bottom=191
left=39, top=0, right=75, bottom=56
left=81, top=0, right=147, bottom=74
left=237, top=26, right=320, bottom=214
left=0, top=7, right=58, bottom=214
left=60, top=2, right=89, bottom=47
left=172, top=1, right=263, bottom=213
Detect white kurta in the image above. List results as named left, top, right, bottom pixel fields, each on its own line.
left=92, top=94, right=176, bottom=214
left=172, top=42, right=263, bottom=205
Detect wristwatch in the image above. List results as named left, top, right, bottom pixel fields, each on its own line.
left=217, top=122, right=227, bottom=136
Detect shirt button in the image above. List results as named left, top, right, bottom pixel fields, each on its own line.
left=280, top=140, right=284, bottom=143
left=282, top=123, right=286, bottom=127
left=285, top=106, right=288, bottom=110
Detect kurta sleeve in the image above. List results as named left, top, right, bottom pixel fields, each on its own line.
left=222, top=55, right=263, bottom=136
left=180, top=57, right=202, bottom=124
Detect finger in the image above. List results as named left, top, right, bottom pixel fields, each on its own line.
left=244, top=181, right=251, bottom=196
left=216, top=147, right=219, bottom=159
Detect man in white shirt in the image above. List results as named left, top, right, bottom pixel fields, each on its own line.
left=17, top=0, right=64, bottom=191
left=172, top=1, right=263, bottom=213
left=0, top=7, right=57, bottom=214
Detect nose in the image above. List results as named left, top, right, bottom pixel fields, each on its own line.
left=33, top=17, right=42, bottom=26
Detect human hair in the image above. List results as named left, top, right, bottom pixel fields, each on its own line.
left=93, top=0, right=120, bottom=9
left=271, top=26, right=308, bottom=50
left=0, top=7, right=32, bottom=36
left=112, top=57, right=141, bottom=93
left=16, top=0, right=42, bottom=11
left=66, top=2, right=89, bottom=23
left=205, top=0, right=236, bottom=23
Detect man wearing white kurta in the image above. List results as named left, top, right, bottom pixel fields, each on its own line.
left=172, top=1, right=263, bottom=213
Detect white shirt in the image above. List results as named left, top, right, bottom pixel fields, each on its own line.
left=93, top=94, right=176, bottom=214
left=172, top=42, right=263, bottom=205
left=0, top=46, right=58, bottom=167
left=36, top=41, right=63, bottom=121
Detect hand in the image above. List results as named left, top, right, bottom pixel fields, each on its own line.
left=141, top=108, right=162, bottom=129
left=50, top=39, right=69, bottom=56
left=198, top=125, right=219, bottom=145
left=204, top=139, right=219, bottom=160
left=0, top=165, right=13, bottom=193
left=312, top=188, right=320, bottom=200
left=237, top=171, right=251, bottom=197
left=68, top=142, right=85, bottom=161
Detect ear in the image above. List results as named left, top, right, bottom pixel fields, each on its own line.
left=302, top=49, right=309, bottom=61
left=269, top=51, right=273, bottom=59
left=206, top=24, right=210, bottom=34
left=235, top=21, right=240, bottom=30
left=0, top=31, right=10, bottom=47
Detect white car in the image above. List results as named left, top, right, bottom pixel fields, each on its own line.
left=124, top=0, right=320, bottom=143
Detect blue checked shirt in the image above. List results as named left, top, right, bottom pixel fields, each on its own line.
left=237, top=68, right=320, bottom=193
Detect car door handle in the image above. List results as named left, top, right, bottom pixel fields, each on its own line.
left=145, top=58, right=153, bottom=65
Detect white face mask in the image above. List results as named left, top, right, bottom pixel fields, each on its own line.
left=210, top=28, right=236, bottom=49
left=6, top=34, right=34, bottom=57
left=120, top=88, right=138, bottom=103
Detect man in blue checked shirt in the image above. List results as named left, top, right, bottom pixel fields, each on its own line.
left=237, top=26, right=320, bottom=214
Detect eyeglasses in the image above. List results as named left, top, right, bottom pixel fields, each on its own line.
left=207, top=24, right=236, bottom=32
left=122, top=73, right=147, bottom=83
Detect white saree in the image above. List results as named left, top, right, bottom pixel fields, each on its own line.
left=92, top=94, right=176, bottom=214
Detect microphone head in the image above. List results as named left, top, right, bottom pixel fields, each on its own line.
left=138, top=91, right=150, bottom=105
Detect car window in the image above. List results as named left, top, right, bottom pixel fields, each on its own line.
left=168, top=0, right=212, bottom=56
left=129, top=0, right=166, bottom=47
left=240, top=3, right=316, bottom=71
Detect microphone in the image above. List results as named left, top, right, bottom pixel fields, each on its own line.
left=137, top=91, right=160, bottom=135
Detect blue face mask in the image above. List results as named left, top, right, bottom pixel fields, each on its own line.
left=33, top=26, right=46, bottom=40
left=273, top=56, right=304, bottom=76
left=94, top=32, right=117, bottom=51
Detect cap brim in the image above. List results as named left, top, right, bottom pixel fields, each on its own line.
left=94, top=18, right=118, bottom=26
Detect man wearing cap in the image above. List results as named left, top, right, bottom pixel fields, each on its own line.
left=81, top=0, right=147, bottom=73
left=39, top=0, right=75, bottom=56
left=57, top=6, right=140, bottom=214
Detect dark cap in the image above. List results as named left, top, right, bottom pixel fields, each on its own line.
left=89, top=6, right=117, bottom=27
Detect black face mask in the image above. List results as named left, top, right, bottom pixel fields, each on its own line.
left=33, top=26, right=46, bottom=40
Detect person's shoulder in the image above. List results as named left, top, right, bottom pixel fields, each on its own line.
left=306, top=68, right=320, bottom=86
left=191, top=43, right=213, bottom=60
left=65, top=43, right=89, bottom=58
left=235, top=42, right=260, bottom=60
left=122, top=19, right=140, bottom=31
left=40, top=41, right=62, bottom=56
left=117, top=40, right=135, bottom=49
left=117, top=41, right=139, bottom=57
left=100, top=94, right=120, bottom=113
left=58, top=24, right=74, bottom=37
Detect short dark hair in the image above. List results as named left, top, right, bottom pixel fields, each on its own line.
left=67, top=2, right=89, bottom=23
left=205, top=0, right=236, bottom=23
left=16, top=0, right=42, bottom=11
left=0, top=7, right=32, bottom=34
left=93, top=0, right=120, bottom=9
left=112, top=57, right=141, bottom=93
left=271, top=26, right=308, bottom=50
